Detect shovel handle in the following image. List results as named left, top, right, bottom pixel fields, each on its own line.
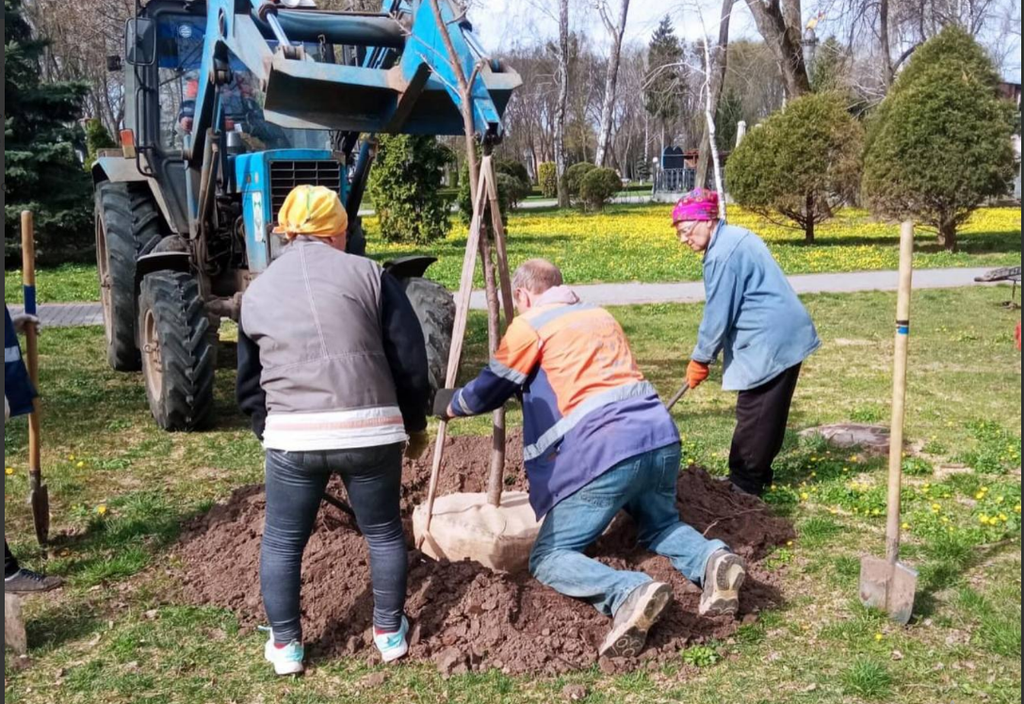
left=886, top=222, right=915, bottom=564
left=665, top=383, right=689, bottom=412
left=21, top=212, right=42, bottom=472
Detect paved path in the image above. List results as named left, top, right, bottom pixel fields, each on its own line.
left=7, top=267, right=1010, bottom=328
left=8, top=302, right=105, bottom=329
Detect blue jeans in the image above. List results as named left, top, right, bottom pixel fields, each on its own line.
left=529, top=444, right=728, bottom=618
left=261, top=444, right=407, bottom=645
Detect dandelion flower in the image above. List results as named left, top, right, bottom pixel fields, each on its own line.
left=96, top=505, right=108, bottom=516
left=4, top=467, right=14, bottom=476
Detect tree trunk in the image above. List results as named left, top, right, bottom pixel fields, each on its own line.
left=697, top=0, right=736, bottom=190
left=805, top=193, right=815, bottom=243
left=595, top=0, right=631, bottom=168
left=880, top=0, right=894, bottom=86
left=555, top=0, right=571, bottom=208
left=744, top=0, right=812, bottom=99
left=938, top=219, right=958, bottom=252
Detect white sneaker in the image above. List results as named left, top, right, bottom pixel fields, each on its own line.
left=262, top=628, right=305, bottom=676
left=699, top=550, right=746, bottom=617
left=374, top=616, right=410, bottom=664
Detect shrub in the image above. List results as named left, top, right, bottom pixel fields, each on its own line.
left=457, top=162, right=513, bottom=226
left=563, top=162, right=597, bottom=202
left=726, top=92, right=864, bottom=242
left=367, top=135, right=454, bottom=244
left=862, top=26, right=1017, bottom=252
left=579, top=168, right=622, bottom=210
left=84, top=119, right=116, bottom=171
left=496, top=160, right=531, bottom=188
left=538, top=162, right=558, bottom=198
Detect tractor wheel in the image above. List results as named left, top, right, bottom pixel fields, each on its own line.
left=95, top=183, right=163, bottom=371
left=138, top=272, right=216, bottom=432
left=399, top=277, right=455, bottom=391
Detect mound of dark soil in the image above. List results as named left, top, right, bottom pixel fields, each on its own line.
left=179, top=434, right=794, bottom=676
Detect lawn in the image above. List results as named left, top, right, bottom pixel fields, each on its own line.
left=6, top=206, right=1020, bottom=304
left=4, top=286, right=1020, bottom=703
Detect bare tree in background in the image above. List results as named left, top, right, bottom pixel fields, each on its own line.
left=25, top=0, right=136, bottom=134
left=744, top=0, right=812, bottom=98
left=696, top=0, right=737, bottom=189
left=555, top=0, right=572, bottom=207
left=593, top=0, right=631, bottom=167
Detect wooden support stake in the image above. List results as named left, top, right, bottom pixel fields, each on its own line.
left=480, top=219, right=507, bottom=507
left=421, top=170, right=491, bottom=541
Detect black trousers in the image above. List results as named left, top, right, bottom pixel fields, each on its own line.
left=5, top=540, right=19, bottom=578
left=729, top=364, right=803, bottom=497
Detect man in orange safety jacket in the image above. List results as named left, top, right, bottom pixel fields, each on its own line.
left=435, top=259, right=747, bottom=659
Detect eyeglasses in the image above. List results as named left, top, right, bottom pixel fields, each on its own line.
left=677, top=223, right=698, bottom=242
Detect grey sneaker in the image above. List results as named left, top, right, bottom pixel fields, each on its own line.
left=699, top=550, right=746, bottom=617
left=599, top=582, right=674, bottom=659
left=4, top=569, right=63, bottom=594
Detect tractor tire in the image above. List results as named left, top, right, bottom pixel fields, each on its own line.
left=138, top=272, right=216, bottom=432
left=95, top=182, right=163, bottom=371
left=399, top=277, right=455, bottom=391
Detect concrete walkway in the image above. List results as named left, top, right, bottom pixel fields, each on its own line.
left=7, top=267, right=1011, bottom=329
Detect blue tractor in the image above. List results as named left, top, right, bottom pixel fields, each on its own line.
left=93, top=0, right=519, bottom=430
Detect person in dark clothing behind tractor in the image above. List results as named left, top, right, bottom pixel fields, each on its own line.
left=5, top=307, right=62, bottom=594
left=236, top=186, right=431, bottom=676
left=672, top=189, right=821, bottom=497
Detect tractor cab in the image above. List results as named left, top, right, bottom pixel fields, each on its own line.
left=93, top=0, right=519, bottom=432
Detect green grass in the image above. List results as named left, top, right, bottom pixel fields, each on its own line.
left=6, top=205, right=1020, bottom=303
left=4, top=264, right=99, bottom=305
left=3, top=286, right=1021, bottom=703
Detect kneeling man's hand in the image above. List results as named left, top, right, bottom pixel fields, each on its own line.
left=432, top=388, right=459, bottom=421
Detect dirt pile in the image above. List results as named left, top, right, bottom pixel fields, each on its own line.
left=178, top=434, right=795, bottom=676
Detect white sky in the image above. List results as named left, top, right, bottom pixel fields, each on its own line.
left=470, top=0, right=761, bottom=52
left=468, top=0, right=1020, bottom=83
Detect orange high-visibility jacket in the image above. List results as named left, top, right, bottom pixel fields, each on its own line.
left=452, top=294, right=680, bottom=518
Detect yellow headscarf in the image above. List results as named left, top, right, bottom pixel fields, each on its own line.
left=273, top=185, right=348, bottom=240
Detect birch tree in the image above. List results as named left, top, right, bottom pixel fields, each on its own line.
left=593, top=0, right=631, bottom=167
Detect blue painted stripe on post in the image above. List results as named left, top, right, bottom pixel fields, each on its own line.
left=897, top=326, right=910, bottom=335
left=23, top=285, right=37, bottom=316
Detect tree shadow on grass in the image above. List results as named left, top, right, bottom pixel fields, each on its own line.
left=25, top=599, right=104, bottom=652
left=787, top=230, right=1021, bottom=256
left=913, top=537, right=1018, bottom=620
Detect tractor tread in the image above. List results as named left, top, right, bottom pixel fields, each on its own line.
left=400, top=277, right=456, bottom=391
left=138, top=272, right=216, bottom=432
left=96, top=182, right=163, bottom=371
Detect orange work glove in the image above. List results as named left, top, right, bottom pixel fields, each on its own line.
left=687, top=360, right=711, bottom=389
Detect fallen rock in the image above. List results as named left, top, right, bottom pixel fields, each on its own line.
left=562, top=684, right=589, bottom=701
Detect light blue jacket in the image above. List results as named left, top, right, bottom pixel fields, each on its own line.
left=693, top=223, right=821, bottom=391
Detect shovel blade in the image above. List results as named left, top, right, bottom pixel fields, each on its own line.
left=30, top=483, right=50, bottom=546
left=860, top=556, right=918, bottom=625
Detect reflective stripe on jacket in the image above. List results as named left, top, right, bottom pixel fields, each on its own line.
left=453, top=291, right=679, bottom=518
left=4, top=307, right=36, bottom=419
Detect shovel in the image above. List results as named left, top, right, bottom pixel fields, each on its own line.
left=22, top=211, right=51, bottom=547
left=860, top=221, right=918, bottom=625
left=664, top=383, right=689, bottom=412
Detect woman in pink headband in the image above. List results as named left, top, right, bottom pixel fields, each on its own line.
left=671, top=188, right=821, bottom=498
